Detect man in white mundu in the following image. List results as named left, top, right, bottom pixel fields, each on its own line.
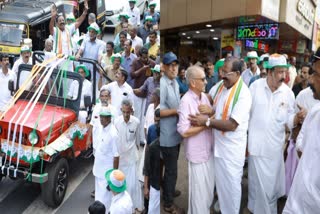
left=114, top=99, right=144, bottom=212
left=189, top=57, right=252, bottom=214
left=282, top=54, right=320, bottom=212
left=247, top=54, right=305, bottom=214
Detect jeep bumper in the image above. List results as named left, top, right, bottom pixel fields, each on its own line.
left=0, top=158, right=48, bottom=183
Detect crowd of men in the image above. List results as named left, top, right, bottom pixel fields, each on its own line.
left=160, top=49, right=320, bottom=214
left=0, top=0, right=160, bottom=213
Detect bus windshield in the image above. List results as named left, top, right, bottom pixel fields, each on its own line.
left=0, top=22, right=24, bottom=46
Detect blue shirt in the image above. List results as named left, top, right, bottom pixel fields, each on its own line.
left=147, top=124, right=158, bottom=145
left=144, top=11, right=160, bottom=25
left=176, top=77, right=188, bottom=95
left=121, top=53, right=137, bottom=87
left=160, top=75, right=182, bottom=147
left=205, top=75, right=216, bottom=93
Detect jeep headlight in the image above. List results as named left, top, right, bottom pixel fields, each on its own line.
left=28, top=131, right=39, bottom=145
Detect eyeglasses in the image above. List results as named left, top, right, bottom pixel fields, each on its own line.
left=221, top=70, right=236, bottom=76
left=192, top=77, right=206, bottom=82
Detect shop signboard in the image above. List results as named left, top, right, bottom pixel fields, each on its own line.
left=237, top=23, right=279, bottom=40
left=245, top=39, right=269, bottom=53
left=221, top=29, right=235, bottom=56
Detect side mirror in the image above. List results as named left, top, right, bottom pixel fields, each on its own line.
left=84, top=95, right=92, bottom=108
left=8, top=80, right=15, bottom=95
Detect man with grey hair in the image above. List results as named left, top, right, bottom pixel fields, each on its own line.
left=114, top=99, right=144, bottom=212
left=129, top=25, right=143, bottom=49
left=189, top=57, right=252, bottom=214
left=177, top=66, right=214, bottom=214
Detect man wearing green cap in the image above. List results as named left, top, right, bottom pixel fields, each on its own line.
left=106, top=169, right=133, bottom=214
left=143, top=1, right=160, bottom=25
left=68, top=65, right=93, bottom=123
left=247, top=53, right=305, bottom=214
left=241, top=51, right=260, bottom=86
left=114, top=12, right=132, bottom=37
left=127, top=0, right=140, bottom=27
left=138, top=16, right=153, bottom=43
left=12, top=45, right=32, bottom=74
left=93, top=106, right=120, bottom=213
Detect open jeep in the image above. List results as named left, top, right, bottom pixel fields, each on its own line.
left=0, top=53, right=109, bottom=208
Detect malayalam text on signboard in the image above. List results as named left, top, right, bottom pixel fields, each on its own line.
left=237, top=23, right=279, bottom=40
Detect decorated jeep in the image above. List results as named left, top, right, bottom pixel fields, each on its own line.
left=0, top=53, right=109, bottom=208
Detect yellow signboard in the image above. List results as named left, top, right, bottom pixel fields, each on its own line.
left=0, top=45, right=21, bottom=55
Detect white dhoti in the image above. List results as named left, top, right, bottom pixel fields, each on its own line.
left=148, top=186, right=160, bottom=214
left=95, top=176, right=112, bottom=213
left=248, top=155, right=285, bottom=214
left=120, top=163, right=144, bottom=211
left=215, top=157, right=244, bottom=214
left=133, top=95, right=146, bottom=143
left=188, top=154, right=215, bottom=214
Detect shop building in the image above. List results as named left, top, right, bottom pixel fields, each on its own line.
left=160, top=0, right=316, bottom=65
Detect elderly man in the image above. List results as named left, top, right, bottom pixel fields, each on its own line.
left=93, top=106, right=119, bottom=213
left=189, top=56, right=252, bottom=214
left=102, top=53, right=123, bottom=83
left=160, top=52, right=184, bottom=214
left=283, top=50, right=320, bottom=213
left=128, top=26, right=143, bottom=49
left=50, top=3, right=87, bottom=55
left=241, top=51, right=260, bottom=85
left=114, top=99, right=143, bottom=212
left=100, top=69, right=134, bottom=116
left=0, top=54, right=16, bottom=112
left=247, top=54, right=305, bottom=213
left=177, top=66, right=214, bottom=214
left=12, top=45, right=32, bottom=74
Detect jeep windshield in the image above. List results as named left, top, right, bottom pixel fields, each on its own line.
left=17, top=64, right=83, bottom=113
left=0, top=22, right=24, bottom=46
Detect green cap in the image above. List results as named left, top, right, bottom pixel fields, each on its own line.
left=214, top=58, right=225, bottom=73
left=75, top=65, right=90, bottom=77
left=105, top=169, right=127, bottom=193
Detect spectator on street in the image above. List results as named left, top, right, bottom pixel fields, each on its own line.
left=128, top=26, right=143, bottom=49
left=121, top=40, right=137, bottom=87
left=241, top=51, right=260, bottom=85
left=160, top=52, right=184, bottom=214
left=0, top=54, right=16, bottom=112
left=143, top=1, right=160, bottom=25
left=127, top=0, right=140, bottom=27
left=114, top=99, right=143, bottom=212
left=176, top=65, right=188, bottom=96
left=137, top=16, right=153, bottom=44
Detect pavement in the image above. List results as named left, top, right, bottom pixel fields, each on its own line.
left=161, top=143, right=286, bottom=214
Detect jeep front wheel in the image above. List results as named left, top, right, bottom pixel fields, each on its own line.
left=41, top=158, right=69, bottom=208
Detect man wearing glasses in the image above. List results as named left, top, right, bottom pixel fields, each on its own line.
left=189, top=56, right=252, bottom=214
left=177, top=66, right=214, bottom=214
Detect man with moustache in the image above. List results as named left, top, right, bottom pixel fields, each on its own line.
left=50, top=2, right=88, bottom=56
left=177, top=66, right=214, bottom=214
left=241, top=51, right=260, bottom=86
left=283, top=48, right=320, bottom=213
left=0, top=54, right=16, bottom=112
left=189, top=57, right=252, bottom=214
left=247, top=54, right=305, bottom=214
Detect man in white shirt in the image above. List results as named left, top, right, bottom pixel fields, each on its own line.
left=128, top=26, right=143, bottom=49
left=189, top=57, right=252, bottom=214
left=247, top=54, right=305, bottom=214
left=92, top=106, right=119, bottom=213
left=50, top=3, right=88, bottom=55
left=106, top=169, right=133, bottom=214
left=283, top=54, right=320, bottom=212
left=100, top=69, right=134, bottom=116
left=114, top=99, right=143, bottom=212
left=241, top=51, right=260, bottom=85
left=68, top=65, right=93, bottom=123
left=0, top=54, right=16, bottom=112
left=127, top=0, right=140, bottom=27
left=12, top=45, right=32, bottom=74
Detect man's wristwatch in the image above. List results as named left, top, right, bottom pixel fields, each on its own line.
left=205, top=118, right=211, bottom=127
